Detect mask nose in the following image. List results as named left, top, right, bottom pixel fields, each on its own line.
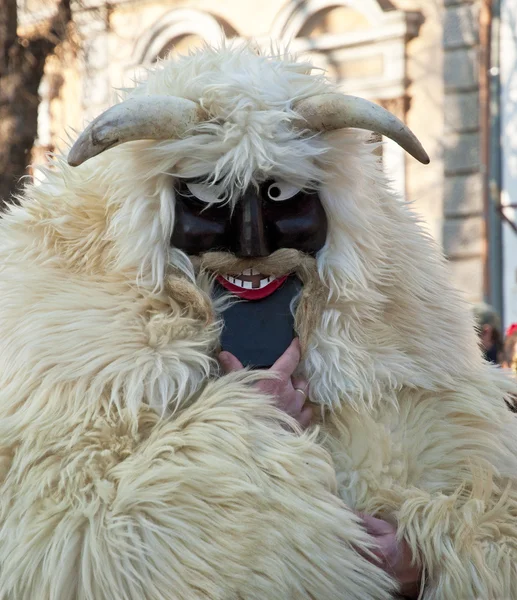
left=233, top=188, right=270, bottom=257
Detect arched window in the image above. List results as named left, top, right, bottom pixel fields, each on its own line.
left=298, top=6, right=371, bottom=37
left=269, top=0, right=423, bottom=199
left=132, top=9, right=238, bottom=66
left=271, top=0, right=395, bottom=41
left=155, top=34, right=206, bottom=61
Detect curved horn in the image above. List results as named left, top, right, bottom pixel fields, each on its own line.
left=68, top=96, right=206, bottom=167
left=294, top=93, right=430, bottom=165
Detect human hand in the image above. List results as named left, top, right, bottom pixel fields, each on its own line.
left=357, top=513, right=422, bottom=598
left=219, top=338, right=313, bottom=428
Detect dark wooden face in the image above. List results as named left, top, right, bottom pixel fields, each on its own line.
left=171, top=178, right=328, bottom=257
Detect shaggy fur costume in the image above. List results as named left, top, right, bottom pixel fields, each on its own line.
left=1, top=42, right=517, bottom=599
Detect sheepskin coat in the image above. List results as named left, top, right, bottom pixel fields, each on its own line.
left=0, top=43, right=516, bottom=600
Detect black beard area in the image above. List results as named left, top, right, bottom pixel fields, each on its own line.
left=214, top=275, right=303, bottom=368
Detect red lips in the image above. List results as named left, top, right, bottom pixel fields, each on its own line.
left=216, top=274, right=288, bottom=300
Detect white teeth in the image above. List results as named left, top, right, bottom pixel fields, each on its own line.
left=222, top=273, right=277, bottom=289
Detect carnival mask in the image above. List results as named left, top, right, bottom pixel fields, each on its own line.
left=67, top=77, right=429, bottom=367
left=171, top=177, right=328, bottom=366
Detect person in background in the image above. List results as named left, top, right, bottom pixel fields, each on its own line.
left=473, top=302, right=503, bottom=364
left=502, top=324, right=517, bottom=372
left=502, top=324, right=517, bottom=412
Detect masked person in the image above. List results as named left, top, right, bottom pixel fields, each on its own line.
left=503, top=323, right=517, bottom=373
left=473, top=302, right=503, bottom=364
left=502, top=324, right=517, bottom=412
left=0, top=42, right=517, bottom=600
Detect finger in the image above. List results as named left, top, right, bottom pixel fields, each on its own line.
left=270, top=338, right=301, bottom=378
left=219, top=351, right=244, bottom=374
left=284, top=391, right=304, bottom=417
left=357, top=514, right=395, bottom=536
left=298, top=405, right=313, bottom=429
left=291, top=377, right=309, bottom=410
left=291, top=376, right=309, bottom=396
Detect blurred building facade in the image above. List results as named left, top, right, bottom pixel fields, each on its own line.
left=18, top=0, right=517, bottom=326
left=501, top=0, right=517, bottom=329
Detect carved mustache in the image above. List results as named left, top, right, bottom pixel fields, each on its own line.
left=191, top=248, right=315, bottom=278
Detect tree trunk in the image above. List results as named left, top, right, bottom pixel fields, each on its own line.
left=0, top=0, right=71, bottom=208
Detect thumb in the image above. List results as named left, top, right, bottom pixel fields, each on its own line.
left=358, top=513, right=395, bottom=536
left=219, top=351, right=244, bottom=374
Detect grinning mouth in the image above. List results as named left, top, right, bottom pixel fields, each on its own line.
left=216, top=267, right=288, bottom=300
left=221, top=268, right=276, bottom=290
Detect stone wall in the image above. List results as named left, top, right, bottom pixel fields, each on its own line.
left=395, top=0, right=446, bottom=247
left=442, top=0, right=484, bottom=302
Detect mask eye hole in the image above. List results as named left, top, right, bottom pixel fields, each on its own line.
left=184, top=181, right=225, bottom=204
left=266, top=180, right=302, bottom=202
